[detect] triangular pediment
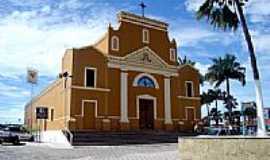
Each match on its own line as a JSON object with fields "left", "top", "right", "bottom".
{"left": 124, "top": 47, "right": 169, "bottom": 69}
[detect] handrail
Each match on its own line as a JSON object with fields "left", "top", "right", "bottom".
{"left": 63, "top": 129, "right": 73, "bottom": 145}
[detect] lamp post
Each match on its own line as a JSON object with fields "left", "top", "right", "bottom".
{"left": 59, "top": 72, "right": 72, "bottom": 129}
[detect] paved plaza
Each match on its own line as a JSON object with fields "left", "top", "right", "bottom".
{"left": 0, "top": 143, "right": 178, "bottom": 160}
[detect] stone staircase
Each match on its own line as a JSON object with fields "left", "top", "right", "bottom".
{"left": 70, "top": 131, "right": 197, "bottom": 146}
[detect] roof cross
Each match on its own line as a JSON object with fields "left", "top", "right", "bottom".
{"left": 139, "top": 1, "right": 146, "bottom": 17}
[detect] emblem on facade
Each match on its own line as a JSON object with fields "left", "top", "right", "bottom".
{"left": 141, "top": 52, "right": 152, "bottom": 63}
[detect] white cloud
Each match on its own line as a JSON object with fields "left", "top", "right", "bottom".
{"left": 171, "top": 27, "right": 236, "bottom": 48}
{"left": 0, "top": 1, "right": 116, "bottom": 77}
{"left": 254, "top": 34, "right": 270, "bottom": 53}
{"left": 195, "top": 62, "right": 210, "bottom": 75}
{"left": 0, "top": 81, "right": 30, "bottom": 98}
{"left": 247, "top": 0, "right": 270, "bottom": 22}
{"left": 184, "top": 0, "right": 203, "bottom": 12}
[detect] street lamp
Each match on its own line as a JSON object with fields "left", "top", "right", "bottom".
{"left": 59, "top": 71, "right": 72, "bottom": 129}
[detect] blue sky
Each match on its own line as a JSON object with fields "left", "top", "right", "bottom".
{"left": 0, "top": 0, "right": 270, "bottom": 123}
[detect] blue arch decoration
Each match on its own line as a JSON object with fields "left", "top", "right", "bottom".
{"left": 137, "top": 76, "right": 155, "bottom": 88}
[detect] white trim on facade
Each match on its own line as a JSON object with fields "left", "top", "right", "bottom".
{"left": 132, "top": 73, "right": 159, "bottom": 89}
{"left": 107, "top": 47, "right": 179, "bottom": 77}
{"left": 136, "top": 94, "right": 157, "bottom": 120}
{"left": 111, "top": 35, "right": 119, "bottom": 51}
{"left": 71, "top": 85, "right": 110, "bottom": 92}
{"left": 81, "top": 100, "right": 98, "bottom": 118}
{"left": 170, "top": 48, "right": 176, "bottom": 62}
{"left": 120, "top": 72, "right": 129, "bottom": 123}
{"left": 142, "top": 29, "right": 149, "bottom": 43}
{"left": 184, "top": 106, "right": 196, "bottom": 121}
{"left": 84, "top": 67, "right": 97, "bottom": 88}
{"left": 117, "top": 11, "right": 168, "bottom": 31}
{"left": 164, "top": 78, "right": 173, "bottom": 124}
{"left": 185, "top": 81, "right": 194, "bottom": 97}
{"left": 177, "top": 96, "right": 201, "bottom": 100}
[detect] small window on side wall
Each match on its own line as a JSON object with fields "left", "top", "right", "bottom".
{"left": 111, "top": 36, "right": 119, "bottom": 51}
{"left": 170, "top": 48, "right": 176, "bottom": 61}
{"left": 85, "top": 68, "right": 96, "bottom": 87}
{"left": 51, "top": 109, "right": 54, "bottom": 121}
{"left": 185, "top": 81, "right": 193, "bottom": 97}
{"left": 142, "top": 29, "right": 149, "bottom": 43}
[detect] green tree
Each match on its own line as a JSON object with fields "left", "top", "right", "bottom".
{"left": 208, "top": 89, "right": 224, "bottom": 125}
{"left": 209, "top": 108, "right": 223, "bottom": 126}
{"left": 205, "top": 54, "right": 245, "bottom": 120}
{"left": 201, "top": 91, "right": 215, "bottom": 125}
{"left": 178, "top": 56, "right": 196, "bottom": 66}
{"left": 196, "top": 0, "right": 266, "bottom": 135}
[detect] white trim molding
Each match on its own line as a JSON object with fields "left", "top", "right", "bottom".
{"left": 111, "top": 35, "right": 119, "bottom": 51}
{"left": 81, "top": 100, "right": 98, "bottom": 118}
{"left": 117, "top": 11, "right": 168, "bottom": 32}
{"left": 170, "top": 48, "right": 176, "bottom": 62}
{"left": 136, "top": 94, "right": 157, "bottom": 120}
{"left": 84, "top": 67, "right": 97, "bottom": 88}
{"left": 142, "top": 29, "right": 149, "bottom": 44}
{"left": 120, "top": 72, "right": 129, "bottom": 123}
{"left": 184, "top": 106, "right": 196, "bottom": 121}
{"left": 132, "top": 73, "right": 159, "bottom": 89}
{"left": 177, "top": 96, "right": 201, "bottom": 100}
{"left": 107, "top": 46, "right": 179, "bottom": 77}
{"left": 164, "top": 78, "right": 173, "bottom": 124}
{"left": 71, "top": 85, "right": 110, "bottom": 92}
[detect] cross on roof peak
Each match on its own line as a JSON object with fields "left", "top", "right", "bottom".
{"left": 139, "top": 1, "right": 146, "bottom": 17}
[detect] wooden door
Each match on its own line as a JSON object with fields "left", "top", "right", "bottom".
{"left": 83, "top": 102, "right": 95, "bottom": 130}
{"left": 187, "top": 108, "right": 195, "bottom": 121}
{"left": 139, "top": 99, "right": 154, "bottom": 130}
{"left": 186, "top": 108, "right": 195, "bottom": 131}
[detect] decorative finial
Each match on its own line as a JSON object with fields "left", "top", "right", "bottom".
{"left": 139, "top": 1, "right": 146, "bottom": 17}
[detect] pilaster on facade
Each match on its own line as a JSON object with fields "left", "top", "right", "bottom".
{"left": 120, "top": 71, "right": 129, "bottom": 123}
{"left": 164, "top": 77, "right": 172, "bottom": 124}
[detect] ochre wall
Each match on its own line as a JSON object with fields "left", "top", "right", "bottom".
{"left": 25, "top": 80, "right": 66, "bottom": 131}
{"left": 25, "top": 12, "right": 201, "bottom": 132}
{"left": 108, "top": 21, "right": 177, "bottom": 66}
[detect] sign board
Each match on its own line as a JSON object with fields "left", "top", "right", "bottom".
{"left": 27, "top": 68, "right": 38, "bottom": 84}
{"left": 36, "top": 107, "right": 48, "bottom": 119}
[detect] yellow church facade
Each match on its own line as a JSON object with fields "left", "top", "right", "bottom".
{"left": 25, "top": 11, "right": 201, "bottom": 132}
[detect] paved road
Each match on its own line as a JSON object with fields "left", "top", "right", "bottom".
{"left": 0, "top": 143, "right": 178, "bottom": 160}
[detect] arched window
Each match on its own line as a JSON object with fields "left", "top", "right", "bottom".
{"left": 111, "top": 36, "right": 119, "bottom": 51}
{"left": 137, "top": 76, "right": 155, "bottom": 88}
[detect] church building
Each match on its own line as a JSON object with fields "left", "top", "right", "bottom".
{"left": 25, "top": 11, "right": 201, "bottom": 132}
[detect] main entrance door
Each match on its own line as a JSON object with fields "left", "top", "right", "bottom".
{"left": 83, "top": 101, "right": 95, "bottom": 130}
{"left": 139, "top": 99, "right": 154, "bottom": 130}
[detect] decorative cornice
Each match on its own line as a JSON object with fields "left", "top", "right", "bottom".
{"left": 118, "top": 11, "right": 168, "bottom": 31}
{"left": 71, "top": 85, "right": 111, "bottom": 92}
{"left": 108, "top": 46, "right": 178, "bottom": 77}
{"left": 177, "top": 96, "right": 201, "bottom": 100}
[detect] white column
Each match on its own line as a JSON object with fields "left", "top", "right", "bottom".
{"left": 164, "top": 77, "right": 172, "bottom": 124}
{"left": 120, "top": 72, "right": 129, "bottom": 123}
{"left": 255, "top": 80, "right": 267, "bottom": 136}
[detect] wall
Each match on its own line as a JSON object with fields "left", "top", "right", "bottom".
{"left": 179, "top": 137, "right": 270, "bottom": 160}
{"left": 25, "top": 79, "right": 66, "bottom": 131}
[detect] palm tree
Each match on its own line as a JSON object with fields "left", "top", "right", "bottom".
{"left": 178, "top": 56, "right": 196, "bottom": 66}
{"left": 205, "top": 54, "right": 245, "bottom": 121}
{"left": 201, "top": 91, "right": 215, "bottom": 125}
{"left": 208, "top": 89, "right": 224, "bottom": 125}
{"left": 206, "top": 54, "right": 246, "bottom": 96}
{"left": 197, "top": 0, "right": 266, "bottom": 135}
{"left": 209, "top": 108, "right": 223, "bottom": 126}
